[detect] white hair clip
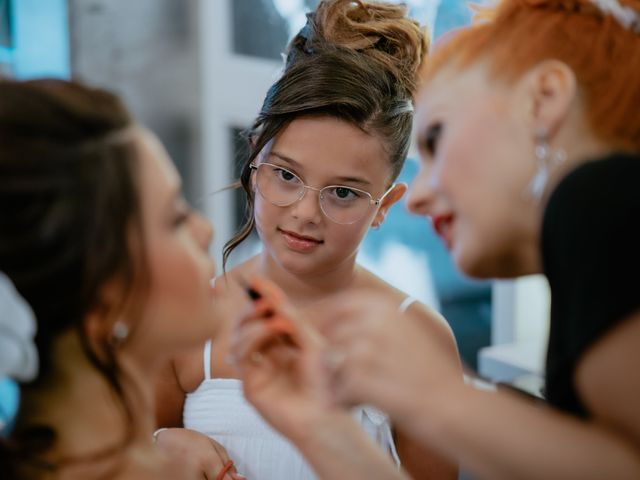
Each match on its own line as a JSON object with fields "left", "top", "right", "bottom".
{"left": 591, "top": 0, "right": 640, "bottom": 33}
{"left": 0, "top": 272, "right": 38, "bottom": 382}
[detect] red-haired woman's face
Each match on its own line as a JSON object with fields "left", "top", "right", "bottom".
{"left": 407, "top": 65, "right": 542, "bottom": 279}
{"left": 125, "top": 129, "right": 218, "bottom": 363}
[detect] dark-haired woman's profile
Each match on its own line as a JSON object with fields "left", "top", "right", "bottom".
{"left": 0, "top": 78, "right": 220, "bottom": 480}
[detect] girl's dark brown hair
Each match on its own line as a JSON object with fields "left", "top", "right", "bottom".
{"left": 223, "top": 0, "right": 428, "bottom": 269}
{"left": 0, "top": 78, "right": 146, "bottom": 477}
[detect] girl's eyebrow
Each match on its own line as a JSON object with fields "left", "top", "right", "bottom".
{"left": 269, "top": 151, "right": 301, "bottom": 168}
{"left": 333, "top": 175, "right": 371, "bottom": 187}
{"left": 269, "top": 151, "right": 371, "bottom": 187}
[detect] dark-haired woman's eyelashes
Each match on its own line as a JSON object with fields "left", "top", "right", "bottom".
{"left": 173, "top": 211, "right": 190, "bottom": 227}
{"left": 172, "top": 200, "right": 192, "bottom": 227}
{"left": 423, "top": 122, "right": 443, "bottom": 157}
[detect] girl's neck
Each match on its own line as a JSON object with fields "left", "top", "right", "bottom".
{"left": 254, "top": 252, "right": 361, "bottom": 306}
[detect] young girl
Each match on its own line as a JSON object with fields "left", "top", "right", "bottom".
{"left": 0, "top": 79, "right": 218, "bottom": 479}
{"left": 233, "top": 0, "right": 640, "bottom": 478}
{"left": 154, "top": 1, "right": 461, "bottom": 479}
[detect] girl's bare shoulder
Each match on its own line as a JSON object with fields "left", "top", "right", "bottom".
{"left": 355, "top": 265, "right": 455, "bottom": 346}
{"left": 354, "top": 265, "right": 421, "bottom": 308}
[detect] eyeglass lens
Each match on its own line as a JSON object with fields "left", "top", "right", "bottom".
{"left": 254, "top": 163, "right": 374, "bottom": 224}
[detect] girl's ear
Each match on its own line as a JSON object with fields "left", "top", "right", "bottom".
{"left": 371, "top": 182, "right": 407, "bottom": 228}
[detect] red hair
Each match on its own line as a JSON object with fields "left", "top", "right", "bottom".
{"left": 421, "top": 0, "right": 640, "bottom": 151}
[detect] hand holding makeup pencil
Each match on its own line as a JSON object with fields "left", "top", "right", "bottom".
{"left": 230, "top": 276, "right": 333, "bottom": 438}
{"left": 230, "top": 277, "right": 408, "bottom": 480}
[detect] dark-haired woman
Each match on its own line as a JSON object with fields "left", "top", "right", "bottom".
{"left": 0, "top": 78, "right": 219, "bottom": 479}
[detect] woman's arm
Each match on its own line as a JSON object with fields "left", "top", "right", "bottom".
{"left": 292, "top": 409, "right": 408, "bottom": 480}
{"left": 325, "top": 294, "right": 640, "bottom": 480}
{"left": 395, "top": 427, "right": 457, "bottom": 480}
{"left": 393, "top": 303, "right": 460, "bottom": 480}
{"left": 403, "top": 376, "right": 640, "bottom": 480}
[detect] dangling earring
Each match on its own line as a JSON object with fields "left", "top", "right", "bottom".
{"left": 109, "top": 320, "right": 129, "bottom": 347}
{"left": 528, "top": 128, "right": 566, "bottom": 200}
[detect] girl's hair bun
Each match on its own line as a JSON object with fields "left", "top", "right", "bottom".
{"left": 289, "top": 0, "right": 428, "bottom": 96}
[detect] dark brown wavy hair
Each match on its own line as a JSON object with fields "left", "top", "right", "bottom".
{"left": 0, "top": 78, "right": 147, "bottom": 478}
{"left": 222, "top": 0, "right": 428, "bottom": 269}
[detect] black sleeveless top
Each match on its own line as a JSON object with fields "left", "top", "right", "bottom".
{"left": 542, "top": 152, "right": 640, "bottom": 417}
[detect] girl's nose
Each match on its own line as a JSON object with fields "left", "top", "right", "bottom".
{"left": 289, "top": 186, "right": 323, "bottom": 223}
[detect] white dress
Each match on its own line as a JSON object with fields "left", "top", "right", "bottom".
{"left": 182, "top": 297, "right": 416, "bottom": 479}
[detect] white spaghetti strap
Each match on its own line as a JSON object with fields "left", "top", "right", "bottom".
{"left": 203, "top": 339, "right": 212, "bottom": 380}
{"left": 360, "top": 407, "right": 402, "bottom": 468}
{"left": 398, "top": 296, "right": 417, "bottom": 314}
{"left": 387, "top": 427, "right": 402, "bottom": 468}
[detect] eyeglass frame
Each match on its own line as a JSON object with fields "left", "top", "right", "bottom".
{"left": 249, "top": 161, "right": 395, "bottom": 225}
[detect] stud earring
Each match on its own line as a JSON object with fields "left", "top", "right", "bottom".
{"left": 528, "top": 128, "right": 566, "bottom": 200}
{"left": 109, "top": 320, "right": 129, "bottom": 347}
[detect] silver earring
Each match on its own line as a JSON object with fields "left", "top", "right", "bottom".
{"left": 528, "top": 129, "right": 566, "bottom": 200}
{"left": 109, "top": 320, "right": 129, "bottom": 346}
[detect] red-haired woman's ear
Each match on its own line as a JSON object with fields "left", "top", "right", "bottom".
{"left": 526, "top": 60, "right": 577, "bottom": 137}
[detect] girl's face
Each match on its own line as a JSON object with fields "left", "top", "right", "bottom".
{"left": 253, "top": 116, "right": 404, "bottom": 277}
{"left": 407, "top": 65, "right": 542, "bottom": 279}
{"left": 125, "top": 130, "right": 217, "bottom": 362}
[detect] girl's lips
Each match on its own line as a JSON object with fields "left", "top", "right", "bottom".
{"left": 431, "top": 214, "right": 455, "bottom": 248}
{"left": 279, "top": 228, "right": 323, "bottom": 253}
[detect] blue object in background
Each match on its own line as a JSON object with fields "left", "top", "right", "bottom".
{"left": 0, "top": 377, "right": 19, "bottom": 436}
{"left": 0, "top": 0, "right": 70, "bottom": 436}
{"left": 0, "top": 0, "right": 69, "bottom": 78}
{"left": 433, "top": 0, "right": 475, "bottom": 40}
